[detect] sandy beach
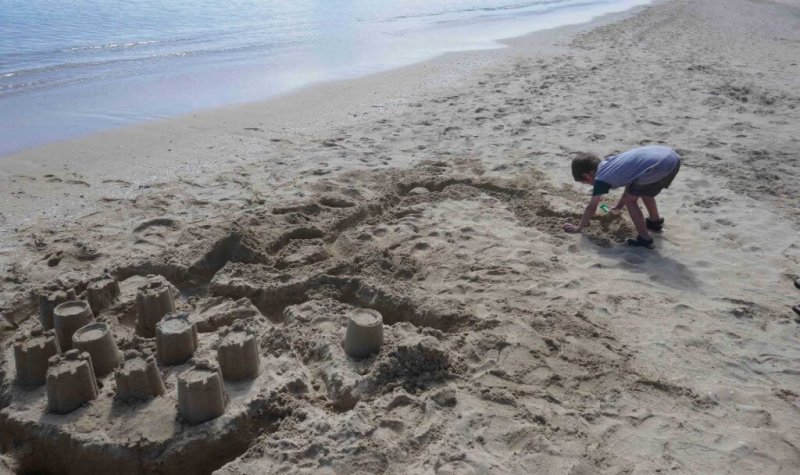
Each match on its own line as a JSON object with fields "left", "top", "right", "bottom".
{"left": 1, "top": 0, "right": 799, "bottom": 473}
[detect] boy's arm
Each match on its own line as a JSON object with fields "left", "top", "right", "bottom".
{"left": 563, "top": 195, "right": 601, "bottom": 233}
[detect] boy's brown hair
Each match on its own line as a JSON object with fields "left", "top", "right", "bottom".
{"left": 571, "top": 152, "right": 601, "bottom": 182}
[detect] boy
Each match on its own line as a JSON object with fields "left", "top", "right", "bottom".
{"left": 562, "top": 145, "right": 681, "bottom": 248}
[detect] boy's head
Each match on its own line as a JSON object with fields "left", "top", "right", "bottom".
{"left": 571, "top": 152, "right": 600, "bottom": 184}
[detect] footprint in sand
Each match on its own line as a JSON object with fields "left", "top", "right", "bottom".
{"left": 66, "top": 179, "right": 90, "bottom": 187}
{"left": 319, "top": 194, "right": 356, "bottom": 208}
{"left": 102, "top": 179, "right": 132, "bottom": 186}
{"left": 672, "top": 324, "right": 691, "bottom": 334}
{"left": 133, "top": 217, "right": 180, "bottom": 233}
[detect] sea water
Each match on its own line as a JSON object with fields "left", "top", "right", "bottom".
{"left": 0, "top": 0, "right": 650, "bottom": 156}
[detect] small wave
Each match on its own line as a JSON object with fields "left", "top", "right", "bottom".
{"left": 432, "top": 0, "right": 604, "bottom": 27}
{"left": 62, "top": 40, "right": 158, "bottom": 52}
{"left": 374, "top": 0, "right": 570, "bottom": 23}
{"left": 0, "top": 36, "right": 302, "bottom": 97}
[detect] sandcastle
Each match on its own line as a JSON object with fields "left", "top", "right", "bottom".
{"left": 177, "top": 361, "right": 227, "bottom": 424}
{"left": 135, "top": 275, "right": 176, "bottom": 337}
{"left": 218, "top": 326, "right": 261, "bottom": 381}
{"left": 86, "top": 274, "right": 121, "bottom": 314}
{"left": 343, "top": 308, "right": 384, "bottom": 359}
{"left": 45, "top": 350, "right": 99, "bottom": 414}
{"left": 114, "top": 351, "right": 166, "bottom": 401}
{"left": 71, "top": 322, "right": 123, "bottom": 377}
{"left": 38, "top": 288, "right": 76, "bottom": 330}
{"left": 13, "top": 329, "right": 61, "bottom": 389}
{"left": 53, "top": 300, "right": 95, "bottom": 351}
{"left": 156, "top": 313, "right": 198, "bottom": 365}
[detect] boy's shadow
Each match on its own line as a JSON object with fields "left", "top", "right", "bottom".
{"left": 586, "top": 235, "right": 701, "bottom": 290}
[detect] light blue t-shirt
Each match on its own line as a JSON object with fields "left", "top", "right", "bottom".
{"left": 592, "top": 146, "right": 680, "bottom": 196}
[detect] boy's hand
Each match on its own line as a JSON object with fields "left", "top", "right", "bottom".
{"left": 563, "top": 223, "right": 581, "bottom": 233}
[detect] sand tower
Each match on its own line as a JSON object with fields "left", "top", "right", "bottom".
{"left": 177, "top": 362, "right": 227, "bottom": 424}
{"left": 86, "top": 274, "right": 121, "bottom": 314}
{"left": 156, "top": 313, "right": 198, "bottom": 365}
{"left": 135, "top": 275, "right": 176, "bottom": 337}
{"left": 38, "top": 288, "right": 76, "bottom": 331}
{"left": 46, "top": 350, "right": 99, "bottom": 414}
{"left": 53, "top": 300, "right": 95, "bottom": 351}
{"left": 114, "top": 351, "right": 166, "bottom": 401}
{"left": 13, "top": 329, "right": 60, "bottom": 389}
{"left": 217, "top": 326, "right": 261, "bottom": 381}
{"left": 343, "top": 308, "right": 384, "bottom": 359}
{"left": 72, "top": 322, "right": 123, "bottom": 377}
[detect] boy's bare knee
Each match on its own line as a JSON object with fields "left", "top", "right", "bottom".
{"left": 622, "top": 194, "right": 640, "bottom": 205}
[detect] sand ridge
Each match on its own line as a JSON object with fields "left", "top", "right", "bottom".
{"left": 1, "top": 0, "right": 799, "bottom": 473}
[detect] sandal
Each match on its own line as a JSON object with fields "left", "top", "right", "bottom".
{"left": 626, "top": 235, "right": 654, "bottom": 248}
{"left": 646, "top": 217, "right": 664, "bottom": 232}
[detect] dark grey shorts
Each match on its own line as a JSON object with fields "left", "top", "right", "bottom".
{"left": 628, "top": 159, "right": 681, "bottom": 197}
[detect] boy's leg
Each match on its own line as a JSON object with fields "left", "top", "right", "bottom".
{"left": 642, "top": 196, "right": 660, "bottom": 221}
{"left": 622, "top": 194, "right": 651, "bottom": 240}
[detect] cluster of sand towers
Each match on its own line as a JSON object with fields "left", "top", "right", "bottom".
{"left": 13, "top": 274, "right": 385, "bottom": 424}
{"left": 14, "top": 275, "right": 261, "bottom": 424}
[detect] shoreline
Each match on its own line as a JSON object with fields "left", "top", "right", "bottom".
{"left": 0, "top": 2, "right": 651, "bottom": 172}
{"left": 1, "top": 0, "right": 799, "bottom": 473}
{"left": 0, "top": 0, "right": 652, "bottom": 159}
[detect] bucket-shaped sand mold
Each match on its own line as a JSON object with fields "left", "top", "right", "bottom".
{"left": 13, "top": 329, "right": 60, "bottom": 389}
{"left": 46, "top": 349, "right": 98, "bottom": 414}
{"left": 53, "top": 300, "right": 95, "bottom": 351}
{"left": 218, "top": 330, "right": 260, "bottom": 381}
{"left": 87, "top": 274, "right": 121, "bottom": 315}
{"left": 343, "top": 308, "right": 384, "bottom": 359}
{"left": 135, "top": 276, "right": 175, "bottom": 337}
{"left": 72, "top": 322, "right": 123, "bottom": 377}
{"left": 38, "top": 289, "right": 76, "bottom": 331}
{"left": 178, "top": 365, "right": 227, "bottom": 424}
{"left": 114, "top": 352, "right": 166, "bottom": 401}
{"left": 156, "top": 313, "right": 198, "bottom": 365}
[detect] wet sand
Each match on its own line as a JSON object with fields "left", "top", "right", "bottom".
{"left": 1, "top": 0, "right": 799, "bottom": 473}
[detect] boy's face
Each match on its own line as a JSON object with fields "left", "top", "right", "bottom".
{"left": 580, "top": 172, "right": 595, "bottom": 185}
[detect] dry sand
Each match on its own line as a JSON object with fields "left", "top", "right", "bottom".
{"left": 1, "top": 0, "right": 799, "bottom": 473}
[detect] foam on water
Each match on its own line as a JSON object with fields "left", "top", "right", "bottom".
{"left": 0, "top": 0, "right": 651, "bottom": 156}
